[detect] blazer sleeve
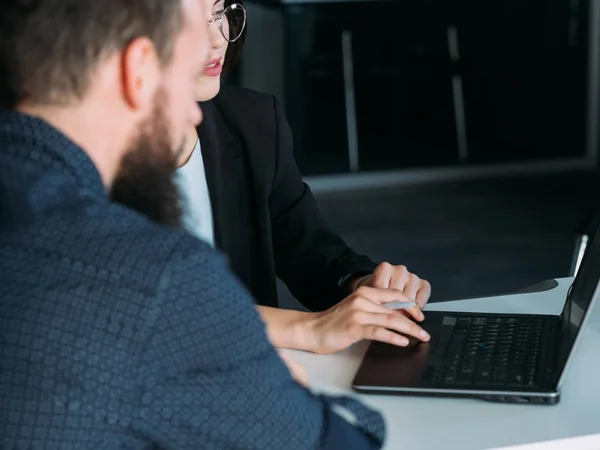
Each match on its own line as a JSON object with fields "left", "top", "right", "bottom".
{"left": 267, "top": 96, "right": 378, "bottom": 311}
{"left": 133, "top": 239, "right": 385, "bottom": 450}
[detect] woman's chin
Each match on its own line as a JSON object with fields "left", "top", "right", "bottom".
{"left": 196, "top": 80, "right": 221, "bottom": 102}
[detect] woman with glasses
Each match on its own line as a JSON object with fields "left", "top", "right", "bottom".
{"left": 176, "top": 0, "right": 433, "bottom": 355}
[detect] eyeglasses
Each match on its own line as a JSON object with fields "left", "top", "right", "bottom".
{"left": 208, "top": 3, "right": 247, "bottom": 43}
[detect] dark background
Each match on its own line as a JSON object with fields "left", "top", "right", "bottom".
{"left": 230, "top": 0, "right": 600, "bottom": 309}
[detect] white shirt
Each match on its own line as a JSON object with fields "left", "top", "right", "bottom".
{"left": 175, "top": 139, "right": 215, "bottom": 247}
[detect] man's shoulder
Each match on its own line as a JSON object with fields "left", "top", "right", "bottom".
{"left": 2, "top": 201, "right": 225, "bottom": 289}
{"left": 89, "top": 204, "right": 224, "bottom": 277}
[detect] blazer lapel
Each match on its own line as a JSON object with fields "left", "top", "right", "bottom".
{"left": 196, "top": 100, "right": 232, "bottom": 249}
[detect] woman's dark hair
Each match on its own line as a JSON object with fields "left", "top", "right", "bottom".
{"left": 222, "top": 0, "right": 247, "bottom": 74}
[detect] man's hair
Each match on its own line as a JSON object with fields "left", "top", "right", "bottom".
{"left": 0, "top": 0, "right": 183, "bottom": 108}
{"left": 222, "top": 0, "right": 247, "bottom": 74}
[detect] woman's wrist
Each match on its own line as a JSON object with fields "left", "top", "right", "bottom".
{"left": 291, "top": 310, "right": 324, "bottom": 353}
{"left": 282, "top": 309, "right": 314, "bottom": 351}
{"left": 257, "top": 305, "right": 319, "bottom": 352}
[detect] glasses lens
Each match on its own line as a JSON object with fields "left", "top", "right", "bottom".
{"left": 222, "top": 4, "right": 246, "bottom": 42}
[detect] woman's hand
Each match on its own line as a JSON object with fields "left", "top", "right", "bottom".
{"left": 301, "top": 286, "right": 431, "bottom": 355}
{"left": 361, "top": 262, "right": 432, "bottom": 310}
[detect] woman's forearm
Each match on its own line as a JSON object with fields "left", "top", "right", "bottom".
{"left": 256, "top": 305, "right": 316, "bottom": 351}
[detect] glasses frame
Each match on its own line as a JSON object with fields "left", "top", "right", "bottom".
{"left": 208, "top": 3, "right": 247, "bottom": 43}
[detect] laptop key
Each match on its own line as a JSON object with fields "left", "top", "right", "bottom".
{"left": 492, "top": 367, "right": 507, "bottom": 383}
{"left": 508, "top": 367, "right": 525, "bottom": 386}
{"left": 442, "top": 316, "right": 458, "bottom": 326}
{"left": 423, "top": 367, "right": 443, "bottom": 385}
{"left": 447, "top": 334, "right": 467, "bottom": 354}
{"left": 428, "top": 323, "right": 455, "bottom": 365}
{"left": 444, "top": 371, "right": 457, "bottom": 384}
{"left": 456, "top": 370, "right": 474, "bottom": 385}
{"left": 474, "top": 369, "right": 492, "bottom": 385}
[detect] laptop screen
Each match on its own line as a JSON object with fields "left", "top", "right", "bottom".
{"left": 556, "top": 224, "right": 600, "bottom": 374}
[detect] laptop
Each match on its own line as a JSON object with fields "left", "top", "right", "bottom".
{"left": 352, "top": 226, "right": 600, "bottom": 405}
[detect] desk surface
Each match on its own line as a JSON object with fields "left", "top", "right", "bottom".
{"left": 283, "top": 278, "right": 600, "bottom": 450}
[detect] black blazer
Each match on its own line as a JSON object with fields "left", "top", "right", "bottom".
{"left": 197, "top": 86, "right": 377, "bottom": 310}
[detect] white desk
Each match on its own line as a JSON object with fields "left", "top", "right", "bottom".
{"left": 283, "top": 278, "right": 600, "bottom": 450}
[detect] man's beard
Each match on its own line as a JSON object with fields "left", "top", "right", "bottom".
{"left": 111, "top": 91, "right": 185, "bottom": 228}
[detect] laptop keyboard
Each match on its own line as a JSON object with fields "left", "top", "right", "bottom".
{"left": 424, "top": 316, "right": 546, "bottom": 388}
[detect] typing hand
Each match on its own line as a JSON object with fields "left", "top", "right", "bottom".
{"left": 363, "top": 262, "right": 432, "bottom": 310}
{"left": 302, "top": 286, "right": 431, "bottom": 355}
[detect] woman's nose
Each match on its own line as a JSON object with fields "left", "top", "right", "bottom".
{"left": 209, "top": 22, "right": 225, "bottom": 48}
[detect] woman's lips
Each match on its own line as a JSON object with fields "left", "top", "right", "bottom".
{"left": 204, "top": 58, "right": 222, "bottom": 77}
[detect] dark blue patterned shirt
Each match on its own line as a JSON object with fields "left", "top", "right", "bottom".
{"left": 0, "top": 110, "right": 385, "bottom": 449}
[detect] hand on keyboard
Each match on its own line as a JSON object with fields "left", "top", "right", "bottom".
{"left": 301, "top": 286, "right": 431, "bottom": 354}
{"left": 361, "top": 263, "right": 432, "bottom": 310}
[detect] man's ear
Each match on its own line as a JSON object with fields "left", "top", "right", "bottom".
{"left": 121, "top": 37, "right": 161, "bottom": 110}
